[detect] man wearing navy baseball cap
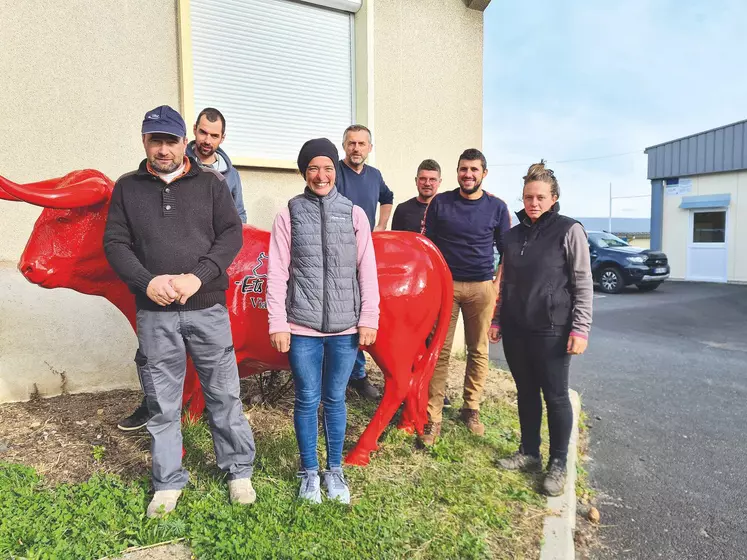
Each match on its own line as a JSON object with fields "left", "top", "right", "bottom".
{"left": 142, "top": 105, "right": 187, "bottom": 137}
{"left": 104, "top": 105, "right": 256, "bottom": 517}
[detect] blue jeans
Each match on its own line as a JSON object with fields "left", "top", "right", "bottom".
{"left": 289, "top": 334, "right": 359, "bottom": 470}
{"left": 349, "top": 350, "right": 367, "bottom": 381}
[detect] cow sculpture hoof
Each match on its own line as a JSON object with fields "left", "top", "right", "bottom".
{"left": 344, "top": 445, "right": 377, "bottom": 467}
{"left": 396, "top": 420, "right": 416, "bottom": 435}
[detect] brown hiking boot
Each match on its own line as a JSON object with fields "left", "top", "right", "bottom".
{"left": 459, "top": 408, "right": 485, "bottom": 436}
{"left": 420, "top": 421, "right": 441, "bottom": 447}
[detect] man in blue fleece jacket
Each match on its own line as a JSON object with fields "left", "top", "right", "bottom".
{"left": 187, "top": 107, "right": 247, "bottom": 223}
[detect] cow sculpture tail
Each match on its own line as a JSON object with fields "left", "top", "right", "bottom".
{"left": 397, "top": 238, "right": 454, "bottom": 436}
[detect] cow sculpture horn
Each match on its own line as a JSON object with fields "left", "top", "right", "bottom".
{"left": 0, "top": 170, "right": 112, "bottom": 208}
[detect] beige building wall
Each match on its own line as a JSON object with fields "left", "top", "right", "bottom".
{"left": 0, "top": 0, "right": 488, "bottom": 402}
{"left": 662, "top": 188, "right": 689, "bottom": 279}
{"left": 371, "top": 0, "right": 484, "bottom": 201}
{"left": 0, "top": 0, "right": 182, "bottom": 402}
{"left": 734, "top": 172, "right": 747, "bottom": 282}
{"left": 661, "top": 172, "right": 745, "bottom": 282}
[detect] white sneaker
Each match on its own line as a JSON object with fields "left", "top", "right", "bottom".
{"left": 297, "top": 469, "right": 322, "bottom": 504}
{"left": 146, "top": 489, "right": 182, "bottom": 518}
{"left": 323, "top": 467, "right": 350, "bottom": 504}
{"left": 228, "top": 478, "right": 257, "bottom": 505}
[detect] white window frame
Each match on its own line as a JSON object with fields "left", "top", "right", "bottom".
{"left": 689, "top": 208, "right": 728, "bottom": 245}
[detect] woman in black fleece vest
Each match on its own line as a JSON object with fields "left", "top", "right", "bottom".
{"left": 490, "top": 161, "right": 593, "bottom": 497}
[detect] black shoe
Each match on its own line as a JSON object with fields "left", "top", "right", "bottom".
{"left": 443, "top": 395, "right": 452, "bottom": 408}
{"left": 543, "top": 458, "right": 568, "bottom": 497}
{"left": 117, "top": 400, "right": 150, "bottom": 432}
{"left": 497, "top": 449, "right": 543, "bottom": 472}
{"left": 349, "top": 376, "right": 381, "bottom": 400}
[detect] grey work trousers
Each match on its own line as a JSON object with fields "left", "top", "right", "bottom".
{"left": 135, "top": 303, "right": 255, "bottom": 490}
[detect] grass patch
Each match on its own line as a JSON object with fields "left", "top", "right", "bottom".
{"left": 0, "top": 394, "right": 546, "bottom": 560}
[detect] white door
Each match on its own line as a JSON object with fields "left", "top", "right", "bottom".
{"left": 686, "top": 209, "right": 728, "bottom": 282}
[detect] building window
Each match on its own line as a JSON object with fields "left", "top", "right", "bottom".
{"left": 185, "top": 0, "right": 356, "bottom": 165}
{"left": 692, "top": 211, "right": 726, "bottom": 243}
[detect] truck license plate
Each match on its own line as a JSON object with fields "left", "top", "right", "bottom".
{"left": 654, "top": 267, "right": 667, "bottom": 274}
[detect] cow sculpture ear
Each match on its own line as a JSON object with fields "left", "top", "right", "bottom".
{"left": 0, "top": 170, "right": 112, "bottom": 209}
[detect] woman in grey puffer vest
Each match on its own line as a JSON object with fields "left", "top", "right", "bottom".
{"left": 266, "top": 138, "right": 380, "bottom": 504}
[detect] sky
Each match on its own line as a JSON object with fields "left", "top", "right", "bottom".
{"left": 481, "top": 0, "right": 747, "bottom": 219}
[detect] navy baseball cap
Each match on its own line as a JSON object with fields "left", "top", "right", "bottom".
{"left": 141, "top": 105, "right": 187, "bottom": 137}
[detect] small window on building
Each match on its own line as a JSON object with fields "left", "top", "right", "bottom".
{"left": 186, "top": 0, "right": 355, "bottom": 164}
{"left": 692, "top": 211, "right": 726, "bottom": 243}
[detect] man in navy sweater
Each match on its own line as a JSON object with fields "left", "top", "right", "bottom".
{"left": 336, "top": 124, "right": 394, "bottom": 400}
{"left": 421, "top": 148, "right": 511, "bottom": 445}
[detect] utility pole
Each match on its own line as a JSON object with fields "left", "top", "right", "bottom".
{"left": 608, "top": 182, "right": 612, "bottom": 232}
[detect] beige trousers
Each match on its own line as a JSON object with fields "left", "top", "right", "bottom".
{"left": 427, "top": 280, "right": 497, "bottom": 423}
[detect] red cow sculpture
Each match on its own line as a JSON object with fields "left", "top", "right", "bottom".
{"left": 0, "top": 170, "right": 453, "bottom": 466}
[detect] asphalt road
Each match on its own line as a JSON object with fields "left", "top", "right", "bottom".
{"left": 489, "top": 281, "right": 747, "bottom": 560}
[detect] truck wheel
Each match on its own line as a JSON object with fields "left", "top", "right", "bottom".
{"left": 598, "top": 266, "right": 625, "bottom": 294}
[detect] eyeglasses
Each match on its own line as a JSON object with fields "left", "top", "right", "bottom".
{"left": 417, "top": 177, "right": 440, "bottom": 184}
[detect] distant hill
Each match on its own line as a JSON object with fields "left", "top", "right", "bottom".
{"left": 574, "top": 217, "right": 650, "bottom": 234}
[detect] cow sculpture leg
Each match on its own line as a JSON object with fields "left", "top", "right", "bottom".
{"left": 397, "top": 341, "right": 429, "bottom": 434}
{"left": 345, "top": 364, "right": 413, "bottom": 466}
{"left": 398, "top": 376, "right": 430, "bottom": 435}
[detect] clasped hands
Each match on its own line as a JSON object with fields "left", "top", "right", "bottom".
{"left": 146, "top": 274, "right": 202, "bottom": 306}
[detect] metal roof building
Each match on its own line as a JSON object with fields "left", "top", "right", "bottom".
{"left": 645, "top": 119, "right": 747, "bottom": 283}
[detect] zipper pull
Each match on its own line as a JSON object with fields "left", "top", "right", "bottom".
{"left": 520, "top": 239, "right": 528, "bottom": 256}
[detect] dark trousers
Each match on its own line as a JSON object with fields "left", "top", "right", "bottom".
{"left": 502, "top": 334, "right": 573, "bottom": 462}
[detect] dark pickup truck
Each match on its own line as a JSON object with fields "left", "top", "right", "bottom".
{"left": 588, "top": 231, "right": 670, "bottom": 293}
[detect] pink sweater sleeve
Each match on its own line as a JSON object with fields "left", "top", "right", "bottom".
{"left": 354, "top": 206, "right": 380, "bottom": 329}
{"left": 267, "top": 208, "right": 292, "bottom": 335}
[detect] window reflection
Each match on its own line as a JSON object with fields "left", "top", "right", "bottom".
{"left": 693, "top": 211, "right": 725, "bottom": 243}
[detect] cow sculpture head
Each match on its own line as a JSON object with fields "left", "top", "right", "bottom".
{"left": 0, "top": 170, "right": 117, "bottom": 296}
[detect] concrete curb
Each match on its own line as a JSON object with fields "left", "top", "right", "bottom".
{"left": 539, "top": 389, "right": 581, "bottom": 560}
